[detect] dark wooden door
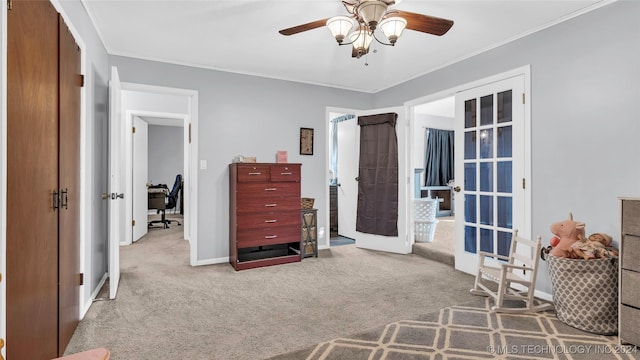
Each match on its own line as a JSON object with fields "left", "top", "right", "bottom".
{"left": 7, "top": 0, "right": 60, "bottom": 358}
{"left": 58, "top": 16, "right": 82, "bottom": 356}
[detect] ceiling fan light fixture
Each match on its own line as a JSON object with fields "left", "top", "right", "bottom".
{"left": 356, "top": 0, "right": 388, "bottom": 30}
{"left": 379, "top": 16, "right": 407, "bottom": 44}
{"left": 326, "top": 16, "right": 354, "bottom": 44}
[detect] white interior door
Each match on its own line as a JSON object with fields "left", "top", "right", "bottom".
{"left": 108, "top": 66, "right": 124, "bottom": 299}
{"left": 454, "top": 75, "right": 526, "bottom": 274}
{"left": 337, "top": 117, "right": 358, "bottom": 240}
{"left": 353, "top": 106, "right": 410, "bottom": 254}
{"left": 132, "top": 116, "right": 148, "bottom": 242}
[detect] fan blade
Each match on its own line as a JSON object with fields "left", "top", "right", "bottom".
{"left": 279, "top": 18, "right": 331, "bottom": 36}
{"left": 389, "top": 10, "right": 453, "bottom": 36}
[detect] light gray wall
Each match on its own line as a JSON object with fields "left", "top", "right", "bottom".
{"left": 149, "top": 125, "right": 184, "bottom": 188}
{"left": 109, "top": 55, "right": 373, "bottom": 261}
{"left": 375, "top": 1, "right": 640, "bottom": 294}
{"left": 30, "top": 0, "right": 637, "bottom": 303}
{"left": 56, "top": 0, "right": 111, "bottom": 309}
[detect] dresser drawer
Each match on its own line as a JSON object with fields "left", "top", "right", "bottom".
{"left": 622, "top": 235, "right": 640, "bottom": 272}
{"left": 237, "top": 225, "right": 301, "bottom": 248}
{"left": 236, "top": 196, "right": 300, "bottom": 213}
{"left": 236, "top": 182, "right": 300, "bottom": 198}
{"left": 270, "top": 164, "right": 300, "bottom": 182}
{"left": 236, "top": 211, "right": 300, "bottom": 229}
{"left": 621, "top": 269, "right": 640, "bottom": 308}
{"left": 622, "top": 199, "right": 640, "bottom": 235}
{"left": 620, "top": 305, "right": 640, "bottom": 346}
{"left": 236, "top": 165, "right": 271, "bottom": 182}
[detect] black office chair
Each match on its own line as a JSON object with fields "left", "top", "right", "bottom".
{"left": 148, "top": 174, "right": 182, "bottom": 229}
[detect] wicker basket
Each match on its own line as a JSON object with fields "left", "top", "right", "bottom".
{"left": 301, "top": 198, "right": 315, "bottom": 209}
{"left": 545, "top": 254, "right": 618, "bottom": 335}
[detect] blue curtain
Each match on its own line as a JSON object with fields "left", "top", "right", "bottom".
{"left": 424, "top": 128, "right": 454, "bottom": 186}
{"left": 329, "top": 114, "right": 355, "bottom": 185}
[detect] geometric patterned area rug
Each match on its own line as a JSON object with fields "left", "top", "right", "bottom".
{"left": 268, "top": 298, "right": 639, "bottom": 360}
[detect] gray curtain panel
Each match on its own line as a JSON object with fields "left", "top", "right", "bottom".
{"left": 424, "top": 128, "right": 454, "bottom": 186}
{"left": 356, "top": 113, "right": 398, "bottom": 237}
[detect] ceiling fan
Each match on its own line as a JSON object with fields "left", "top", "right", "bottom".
{"left": 278, "top": 0, "right": 454, "bottom": 59}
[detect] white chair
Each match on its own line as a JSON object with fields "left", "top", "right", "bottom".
{"left": 470, "top": 230, "right": 552, "bottom": 313}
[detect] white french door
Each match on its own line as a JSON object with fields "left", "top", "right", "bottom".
{"left": 454, "top": 75, "right": 527, "bottom": 274}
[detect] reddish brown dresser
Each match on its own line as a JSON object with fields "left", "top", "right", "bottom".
{"left": 229, "top": 163, "right": 302, "bottom": 270}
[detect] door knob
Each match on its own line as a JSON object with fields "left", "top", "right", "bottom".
{"left": 453, "top": 186, "right": 461, "bottom": 193}
{"left": 355, "top": 177, "right": 360, "bottom": 182}
{"left": 101, "top": 193, "right": 109, "bottom": 200}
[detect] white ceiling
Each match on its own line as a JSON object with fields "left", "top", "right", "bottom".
{"left": 82, "top": 0, "right": 611, "bottom": 93}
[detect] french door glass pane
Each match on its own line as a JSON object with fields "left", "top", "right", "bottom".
{"left": 464, "top": 131, "right": 476, "bottom": 159}
{"left": 465, "top": 163, "right": 476, "bottom": 191}
{"left": 497, "top": 231, "right": 511, "bottom": 257}
{"left": 497, "top": 161, "right": 512, "bottom": 193}
{"left": 480, "top": 162, "right": 492, "bottom": 192}
{"left": 480, "top": 195, "right": 493, "bottom": 225}
{"left": 497, "top": 196, "right": 512, "bottom": 228}
{"left": 465, "top": 194, "right": 476, "bottom": 223}
{"left": 465, "top": 226, "right": 477, "bottom": 253}
{"left": 462, "top": 85, "right": 516, "bottom": 258}
{"left": 498, "top": 90, "right": 512, "bottom": 123}
{"left": 480, "top": 228, "right": 493, "bottom": 253}
{"left": 480, "top": 95, "right": 493, "bottom": 126}
{"left": 497, "top": 126, "right": 512, "bottom": 157}
{"left": 479, "top": 129, "right": 493, "bottom": 159}
{"left": 465, "top": 99, "right": 476, "bottom": 128}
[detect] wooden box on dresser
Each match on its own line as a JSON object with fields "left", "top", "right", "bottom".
{"left": 619, "top": 197, "right": 640, "bottom": 347}
{"left": 229, "top": 163, "right": 302, "bottom": 270}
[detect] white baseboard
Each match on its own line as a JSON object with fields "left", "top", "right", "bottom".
{"left": 196, "top": 256, "right": 229, "bottom": 266}
{"left": 80, "top": 272, "right": 108, "bottom": 319}
{"left": 534, "top": 289, "right": 553, "bottom": 302}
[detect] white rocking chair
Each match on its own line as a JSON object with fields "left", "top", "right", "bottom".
{"left": 470, "top": 230, "right": 552, "bottom": 313}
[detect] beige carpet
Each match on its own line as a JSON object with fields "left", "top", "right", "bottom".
{"left": 268, "top": 297, "right": 637, "bottom": 360}
{"left": 64, "top": 214, "right": 476, "bottom": 359}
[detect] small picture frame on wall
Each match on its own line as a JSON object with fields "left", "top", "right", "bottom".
{"left": 300, "top": 127, "right": 314, "bottom": 155}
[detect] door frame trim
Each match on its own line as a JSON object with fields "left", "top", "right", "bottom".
{"left": 124, "top": 110, "right": 189, "bottom": 246}
{"left": 325, "top": 107, "right": 361, "bottom": 250}
{"left": 405, "top": 66, "right": 532, "bottom": 245}
{"left": 119, "top": 82, "right": 199, "bottom": 266}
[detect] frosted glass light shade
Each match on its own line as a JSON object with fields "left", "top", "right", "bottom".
{"left": 379, "top": 17, "right": 407, "bottom": 44}
{"left": 326, "top": 16, "right": 354, "bottom": 44}
{"left": 350, "top": 26, "right": 373, "bottom": 54}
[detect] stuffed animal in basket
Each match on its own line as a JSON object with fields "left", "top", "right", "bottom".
{"left": 548, "top": 213, "right": 586, "bottom": 258}
{"left": 568, "top": 232, "right": 619, "bottom": 259}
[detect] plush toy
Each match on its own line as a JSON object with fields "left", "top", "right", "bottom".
{"left": 567, "top": 232, "right": 619, "bottom": 259}
{"left": 548, "top": 213, "right": 586, "bottom": 258}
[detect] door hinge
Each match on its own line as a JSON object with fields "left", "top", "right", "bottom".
{"left": 132, "top": 220, "right": 136, "bottom": 226}
{"left": 78, "top": 74, "right": 85, "bottom": 87}
{"left": 7, "top": 0, "right": 12, "bottom": 10}
{"left": 79, "top": 273, "right": 84, "bottom": 286}
{"left": 522, "top": 178, "right": 526, "bottom": 189}
{"left": 522, "top": 93, "right": 525, "bottom": 104}
{"left": 188, "top": 123, "right": 192, "bottom": 144}
{"left": 132, "top": 126, "right": 136, "bottom": 133}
